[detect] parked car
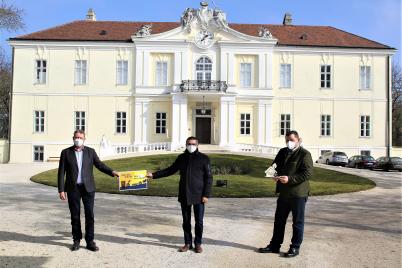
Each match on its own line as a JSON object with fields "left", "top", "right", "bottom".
{"left": 373, "top": 157, "right": 402, "bottom": 171}
{"left": 317, "top": 151, "right": 349, "bottom": 166}
{"left": 347, "top": 155, "right": 377, "bottom": 169}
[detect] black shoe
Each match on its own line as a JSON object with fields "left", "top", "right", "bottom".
{"left": 283, "top": 247, "right": 299, "bottom": 257}
{"left": 71, "top": 240, "right": 80, "bottom": 251}
{"left": 86, "top": 241, "right": 99, "bottom": 252}
{"left": 258, "top": 245, "right": 280, "bottom": 253}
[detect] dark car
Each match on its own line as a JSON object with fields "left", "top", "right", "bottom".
{"left": 373, "top": 157, "right": 402, "bottom": 171}
{"left": 348, "top": 155, "right": 377, "bottom": 169}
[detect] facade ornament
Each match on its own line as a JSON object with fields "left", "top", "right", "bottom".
{"left": 180, "top": 2, "right": 228, "bottom": 32}
{"left": 135, "top": 24, "right": 152, "bottom": 37}
{"left": 258, "top": 26, "right": 273, "bottom": 39}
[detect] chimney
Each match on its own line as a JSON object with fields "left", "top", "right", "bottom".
{"left": 86, "top": 8, "right": 96, "bottom": 21}
{"left": 283, "top": 13, "right": 292, "bottom": 25}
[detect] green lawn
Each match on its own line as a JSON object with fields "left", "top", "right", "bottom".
{"left": 31, "top": 154, "right": 376, "bottom": 198}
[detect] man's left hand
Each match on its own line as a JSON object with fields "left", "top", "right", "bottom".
{"left": 202, "top": 197, "right": 209, "bottom": 203}
{"left": 278, "top": 176, "right": 289, "bottom": 184}
{"left": 112, "top": 171, "right": 119, "bottom": 178}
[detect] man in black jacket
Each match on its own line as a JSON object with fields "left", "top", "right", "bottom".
{"left": 147, "top": 136, "right": 213, "bottom": 253}
{"left": 58, "top": 130, "right": 119, "bottom": 252}
{"left": 259, "top": 130, "right": 313, "bottom": 257}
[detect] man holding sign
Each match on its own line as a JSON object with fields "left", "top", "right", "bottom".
{"left": 147, "top": 136, "right": 213, "bottom": 253}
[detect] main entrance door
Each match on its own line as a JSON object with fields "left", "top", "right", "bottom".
{"left": 196, "top": 117, "right": 211, "bottom": 144}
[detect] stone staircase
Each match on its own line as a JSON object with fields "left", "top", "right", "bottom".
{"left": 197, "top": 144, "right": 229, "bottom": 153}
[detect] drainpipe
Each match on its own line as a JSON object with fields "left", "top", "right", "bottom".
{"left": 7, "top": 47, "right": 14, "bottom": 163}
{"left": 386, "top": 55, "right": 392, "bottom": 157}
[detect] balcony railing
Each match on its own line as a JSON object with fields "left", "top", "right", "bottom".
{"left": 180, "top": 80, "right": 228, "bottom": 92}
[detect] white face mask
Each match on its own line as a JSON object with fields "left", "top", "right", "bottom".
{"left": 286, "top": 140, "right": 297, "bottom": 150}
{"left": 74, "top": 138, "right": 84, "bottom": 147}
{"left": 186, "top": 145, "right": 197, "bottom": 153}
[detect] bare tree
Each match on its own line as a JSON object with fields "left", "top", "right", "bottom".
{"left": 0, "top": 0, "right": 24, "bottom": 32}
{"left": 392, "top": 62, "right": 402, "bottom": 147}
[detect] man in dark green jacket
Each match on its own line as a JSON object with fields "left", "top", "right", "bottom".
{"left": 259, "top": 130, "right": 313, "bottom": 257}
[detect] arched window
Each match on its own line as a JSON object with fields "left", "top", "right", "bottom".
{"left": 195, "top": 56, "right": 212, "bottom": 81}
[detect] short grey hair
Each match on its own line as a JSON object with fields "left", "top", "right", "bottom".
{"left": 73, "top": 129, "right": 86, "bottom": 137}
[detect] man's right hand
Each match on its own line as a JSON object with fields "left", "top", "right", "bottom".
{"left": 146, "top": 171, "right": 153, "bottom": 179}
{"left": 59, "top": 192, "right": 67, "bottom": 201}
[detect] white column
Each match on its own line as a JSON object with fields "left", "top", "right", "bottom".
{"left": 258, "top": 53, "right": 266, "bottom": 88}
{"left": 220, "top": 50, "right": 227, "bottom": 81}
{"left": 265, "top": 103, "right": 273, "bottom": 145}
{"left": 219, "top": 96, "right": 236, "bottom": 147}
{"left": 227, "top": 53, "right": 234, "bottom": 85}
{"left": 143, "top": 51, "right": 149, "bottom": 86}
{"left": 257, "top": 100, "right": 265, "bottom": 145}
{"left": 134, "top": 98, "right": 150, "bottom": 145}
{"left": 181, "top": 50, "right": 189, "bottom": 80}
{"left": 171, "top": 94, "right": 188, "bottom": 150}
{"left": 267, "top": 51, "right": 273, "bottom": 89}
{"left": 174, "top": 52, "right": 182, "bottom": 85}
{"left": 135, "top": 49, "right": 143, "bottom": 87}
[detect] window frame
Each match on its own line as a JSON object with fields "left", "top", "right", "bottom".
{"left": 35, "top": 60, "right": 47, "bottom": 84}
{"left": 116, "top": 111, "right": 127, "bottom": 134}
{"left": 320, "top": 114, "right": 331, "bottom": 137}
{"left": 74, "top": 111, "right": 86, "bottom": 131}
{"left": 155, "top": 112, "right": 167, "bottom": 134}
{"left": 155, "top": 61, "right": 168, "bottom": 86}
{"left": 280, "top": 63, "right": 292, "bottom": 88}
{"left": 360, "top": 115, "right": 371, "bottom": 138}
{"left": 359, "top": 65, "right": 372, "bottom": 90}
{"left": 320, "top": 64, "right": 332, "bottom": 89}
{"left": 280, "top": 114, "right": 291, "bottom": 136}
{"left": 240, "top": 113, "right": 251, "bottom": 136}
{"left": 240, "top": 63, "right": 252, "bottom": 88}
{"left": 116, "top": 60, "right": 128, "bottom": 85}
{"left": 34, "top": 110, "right": 45, "bottom": 133}
{"left": 33, "top": 145, "right": 44, "bottom": 162}
{"left": 74, "top": 60, "right": 87, "bottom": 85}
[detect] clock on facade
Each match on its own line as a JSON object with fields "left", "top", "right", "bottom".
{"left": 194, "top": 30, "right": 215, "bottom": 49}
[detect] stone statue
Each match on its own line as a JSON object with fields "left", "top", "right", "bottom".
{"left": 258, "top": 26, "right": 273, "bottom": 39}
{"left": 135, "top": 24, "right": 152, "bottom": 37}
{"left": 181, "top": 8, "right": 196, "bottom": 31}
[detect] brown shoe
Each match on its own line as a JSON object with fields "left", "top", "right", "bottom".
{"left": 179, "top": 244, "right": 192, "bottom": 252}
{"left": 195, "top": 245, "right": 203, "bottom": 253}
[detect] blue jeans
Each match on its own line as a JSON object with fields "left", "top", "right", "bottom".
{"left": 180, "top": 203, "right": 205, "bottom": 246}
{"left": 270, "top": 196, "right": 307, "bottom": 249}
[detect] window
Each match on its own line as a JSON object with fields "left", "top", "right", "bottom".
{"left": 74, "top": 60, "right": 87, "bottom": 85}
{"left": 320, "top": 115, "right": 331, "bottom": 136}
{"left": 34, "top": 111, "right": 45, "bottom": 133}
{"left": 75, "top": 111, "right": 86, "bottom": 131}
{"left": 280, "top": 114, "right": 291, "bottom": 136}
{"left": 320, "top": 65, "right": 331, "bottom": 88}
{"left": 320, "top": 150, "right": 331, "bottom": 156}
{"left": 280, "top": 64, "right": 291, "bottom": 88}
{"left": 33, "top": 146, "right": 44, "bottom": 162}
{"left": 196, "top": 57, "right": 212, "bottom": 80}
{"left": 240, "top": 113, "right": 251, "bottom": 135}
{"left": 156, "top": 61, "right": 168, "bottom": 86}
{"left": 156, "top": 112, "right": 167, "bottom": 134}
{"left": 116, "top": 112, "right": 127, "bottom": 134}
{"left": 361, "top": 150, "right": 371, "bottom": 156}
{"left": 116, "top": 60, "right": 128, "bottom": 85}
{"left": 360, "top": 115, "right": 371, "bottom": 137}
{"left": 240, "top": 63, "right": 252, "bottom": 87}
{"left": 35, "top": 60, "right": 46, "bottom": 84}
{"left": 360, "top": 66, "right": 371, "bottom": 89}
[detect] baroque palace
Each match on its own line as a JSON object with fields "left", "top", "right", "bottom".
{"left": 8, "top": 2, "right": 395, "bottom": 162}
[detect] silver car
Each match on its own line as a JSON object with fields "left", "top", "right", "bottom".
{"left": 317, "top": 151, "right": 349, "bottom": 166}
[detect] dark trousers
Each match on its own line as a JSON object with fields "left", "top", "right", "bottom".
{"left": 67, "top": 184, "right": 95, "bottom": 242}
{"left": 270, "top": 196, "right": 307, "bottom": 249}
{"left": 180, "top": 203, "right": 205, "bottom": 246}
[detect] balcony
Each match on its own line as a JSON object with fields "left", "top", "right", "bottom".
{"left": 180, "top": 80, "right": 228, "bottom": 93}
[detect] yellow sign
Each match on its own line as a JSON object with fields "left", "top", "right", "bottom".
{"left": 118, "top": 170, "right": 148, "bottom": 191}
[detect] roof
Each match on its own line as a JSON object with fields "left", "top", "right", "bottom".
{"left": 10, "top": 20, "right": 392, "bottom": 49}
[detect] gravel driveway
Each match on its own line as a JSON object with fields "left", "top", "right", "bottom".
{"left": 0, "top": 161, "right": 401, "bottom": 268}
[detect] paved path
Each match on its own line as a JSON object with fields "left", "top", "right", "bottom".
{"left": 0, "top": 161, "right": 401, "bottom": 268}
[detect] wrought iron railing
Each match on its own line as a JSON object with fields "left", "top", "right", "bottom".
{"left": 180, "top": 80, "right": 228, "bottom": 92}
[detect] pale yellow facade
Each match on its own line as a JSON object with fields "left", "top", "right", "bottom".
{"left": 7, "top": 6, "right": 396, "bottom": 163}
